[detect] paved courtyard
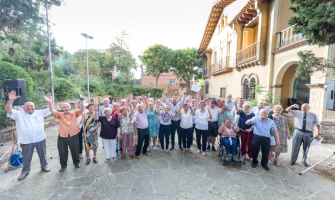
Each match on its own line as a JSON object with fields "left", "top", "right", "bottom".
{"left": 0, "top": 125, "right": 334, "bottom": 200}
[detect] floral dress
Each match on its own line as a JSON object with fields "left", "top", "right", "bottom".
{"left": 270, "top": 115, "right": 288, "bottom": 153}
{"left": 120, "top": 114, "right": 134, "bottom": 135}
{"left": 147, "top": 109, "right": 158, "bottom": 137}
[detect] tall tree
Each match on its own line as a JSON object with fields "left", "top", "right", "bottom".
{"left": 289, "top": 0, "right": 335, "bottom": 80}
{"left": 139, "top": 44, "right": 173, "bottom": 87}
{"left": 170, "top": 48, "right": 203, "bottom": 88}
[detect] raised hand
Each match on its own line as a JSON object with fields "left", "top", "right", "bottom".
{"left": 196, "top": 91, "right": 200, "bottom": 99}
{"left": 44, "top": 93, "right": 53, "bottom": 102}
{"left": 235, "top": 97, "right": 239, "bottom": 104}
{"left": 204, "top": 96, "right": 207, "bottom": 100}
{"left": 293, "top": 104, "right": 299, "bottom": 108}
{"left": 183, "top": 88, "right": 187, "bottom": 94}
{"left": 265, "top": 96, "right": 270, "bottom": 103}
{"left": 148, "top": 93, "right": 150, "bottom": 98}
{"left": 8, "top": 91, "right": 20, "bottom": 101}
{"left": 94, "top": 104, "right": 99, "bottom": 112}
{"left": 164, "top": 88, "right": 168, "bottom": 95}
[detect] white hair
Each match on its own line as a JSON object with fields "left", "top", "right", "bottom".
{"left": 149, "top": 98, "right": 154, "bottom": 102}
{"left": 113, "top": 103, "right": 118, "bottom": 106}
{"left": 227, "top": 93, "right": 232, "bottom": 97}
{"left": 121, "top": 99, "right": 127, "bottom": 103}
{"left": 242, "top": 104, "right": 250, "bottom": 110}
{"left": 103, "top": 98, "right": 110, "bottom": 102}
{"left": 258, "top": 101, "right": 265, "bottom": 105}
{"left": 260, "top": 108, "right": 268, "bottom": 114}
{"left": 136, "top": 104, "right": 143, "bottom": 109}
{"left": 302, "top": 103, "right": 310, "bottom": 108}
{"left": 63, "top": 103, "right": 71, "bottom": 108}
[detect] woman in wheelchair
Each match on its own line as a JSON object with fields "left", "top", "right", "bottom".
{"left": 218, "top": 118, "right": 242, "bottom": 164}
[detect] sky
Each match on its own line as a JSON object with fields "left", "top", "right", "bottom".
{"left": 47, "top": 0, "right": 213, "bottom": 78}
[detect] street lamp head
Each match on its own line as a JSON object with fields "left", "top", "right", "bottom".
{"left": 89, "top": 36, "right": 93, "bottom": 40}
{"left": 50, "top": 0, "right": 61, "bottom": 6}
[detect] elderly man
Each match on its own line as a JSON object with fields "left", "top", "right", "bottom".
{"left": 45, "top": 94, "right": 84, "bottom": 172}
{"left": 99, "top": 98, "right": 113, "bottom": 116}
{"left": 163, "top": 88, "right": 187, "bottom": 151}
{"left": 251, "top": 97, "right": 273, "bottom": 116}
{"left": 131, "top": 95, "right": 150, "bottom": 159}
{"left": 230, "top": 98, "right": 245, "bottom": 125}
{"left": 5, "top": 91, "right": 52, "bottom": 180}
{"left": 207, "top": 99, "right": 222, "bottom": 152}
{"left": 246, "top": 109, "right": 280, "bottom": 170}
{"left": 225, "top": 94, "right": 234, "bottom": 115}
{"left": 286, "top": 103, "right": 321, "bottom": 167}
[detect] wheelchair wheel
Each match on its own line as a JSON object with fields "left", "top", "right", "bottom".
{"left": 217, "top": 146, "right": 221, "bottom": 157}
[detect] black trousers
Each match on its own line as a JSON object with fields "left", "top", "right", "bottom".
{"left": 171, "top": 120, "right": 181, "bottom": 147}
{"left": 181, "top": 127, "right": 193, "bottom": 149}
{"left": 78, "top": 127, "right": 83, "bottom": 154}
{"left": 57, "top": 134, "right": 80, "bottom": 168}
{"left": 251, "top": 134, "right": 270, "bottom": 166}
{"left": 135, "top": 128, "right": 149, "bottom": 156}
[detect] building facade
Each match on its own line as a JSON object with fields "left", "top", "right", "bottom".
{"left": 142, "top": 68, "right": 187, "bottom": 89}
{"left": 198, "top": 0, "right": 335, "bottom": 142}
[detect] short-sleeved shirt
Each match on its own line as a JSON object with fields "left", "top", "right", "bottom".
{"left": 164, "top": 95, "right": 186, "bottom": 121}
{"left": 288, "top": 110, "right": 320, "bottom": 132}
{"left": 159, "top": 110, "right": 173, "bottom": 125}
{"left": 237, "top": 110, "right": 255, "bottom": 131}
{"left": 251, "top": 106, "right": 273, "bottom": 116}
{"left": 53, "top": 110, "right": 82, "bottom": 137}
{"left": 230, "top": 105, "right": 242, "bottom": 124}
{"left": 120, "top": 114, "right": 134, "bottom": 135}
{"left": 219, "top": 124, "right": 237, "bottom": 138}
{"left": 133, "top": 109, "right": 149, "bottom": 129}
{"left": 195, "top": 110, "right": 209, "bottom": 130}
{"left": 99, "top": 104, "right": 113, "bottom": 116}
{"left": 180, "top": 109, "right": 193, "bottom": 129}
{"left": 208, "top": 107, "right": 221, "bottom": 122}
{"left": 98, "top": 116, "right": 120, "bottom": 139}
{"left": 250, "top": 116, "right": 277, "bottom": 137}
{"left": 226, "top": 100, "right": 235, "bottom": 115}
{"left": 218, "top": 107, "right": 231, "bottom": 128}
{"left": 7, "top": 109, "right": 51, "bottom": 144}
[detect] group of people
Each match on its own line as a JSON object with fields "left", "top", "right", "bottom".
{"left": 5, "top": 88, "right": 322, "bottom": 180}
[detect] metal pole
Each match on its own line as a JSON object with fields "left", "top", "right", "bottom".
{"left": 86, "top": 37, "right": 89, "bottom": 97}
{"left": 299, "top": 152, "right": 335, "bottom": 175}
{"left": 46, "top": 3, "right": 55, "bottom": 103}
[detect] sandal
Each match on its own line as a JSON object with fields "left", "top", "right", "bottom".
{"left": 41, "top": 168, "right": 51, "bottom": 172}
{"left": 188, "top": 149, "right": 191, "bottom": 153}
{"left": 268, "top": 159, "right": 273, "bottom": 165}
{"left": 274, "top": 160, "right": 280, "bottom": 166}
{"left": 197, "top": 150, "right": 201, "bottom": 154}
{"left": 18, "top": 174, "right": 28, "bottom": 180}
{"left": 93, "top": 158, "right": 98, "bottom": 163}
{"left": 86, "top": 158, "right": 91, "bottom": 165}
{"left": 183, "top": 148, "right": 186, "bottom": 153}
{"left": 202, "top": 152, "right": 206, "bottom": 156}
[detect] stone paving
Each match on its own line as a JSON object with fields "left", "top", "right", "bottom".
{"left": 0, "top": 125, "right": 334, "bottom": 200}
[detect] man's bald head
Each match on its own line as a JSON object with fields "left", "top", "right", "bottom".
{"left": 23, "top": 102, "right": 35, "bottom": 114}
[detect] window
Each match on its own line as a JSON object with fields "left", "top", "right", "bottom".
{"left": 249, "top": 78, "right": 256, "bottom": 99}
{"left": 214, "top": 52, "right": 217, "bottom": 63}
{"left": 169, "top": 67, "right": 175, "bottom": 72}
{"left": 220, "top": 88, "right": 226, "bottom": 98}
{"left": 169, "top": 80, "right": 175, "bottom": 85}
{"left": 242, "top": 79, "right": 249, "bottom": 99}
{"left": 205, "top": 82, "right": 209, "bottom": 94}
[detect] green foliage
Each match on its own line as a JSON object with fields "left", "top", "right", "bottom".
{"left": 26, "top": 68, "right": 51, "bottom": 93}
{"left": 53, "top": 78, "right": 76, "bottom": 101}
{"left": 170, "top": 48, "right": 203, "bottom": 88}
{"left": 197, "top": 79, "right": 205, "bottom": 86}
{"left": 0, "top": 90, "right": 13, "bottom": 128}
{"left": 289, "top": 0, "right": 335, "bottom": 46}
{"left": 0, "top": 61, "right": 34, "bottom": 94}
{"left": 247, "top": 85, "right": 281, "bottom": 114}
{"left": 139, "top": 44, "right": 173, "bottom": 86}
{"left": 53, "top": 62, "right": 65, "bottom": 78}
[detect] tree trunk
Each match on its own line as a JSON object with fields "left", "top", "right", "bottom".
{"left": 155, "top": 75, "right": 159, "bottom": 87}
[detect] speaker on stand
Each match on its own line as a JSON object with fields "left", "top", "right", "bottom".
{"left": 326, "top": 81, "right": 335, "bottom": 111}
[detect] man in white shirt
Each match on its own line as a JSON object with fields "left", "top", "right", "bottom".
{"left": 207, "top": 99, "right": 222, "bottom": 152}
{"left": 5, "top": 91, "right": 52, "bottom": 180}
{"left": 251, "top": 97, "right": 273, "bottom": 116}
{"left": 99, "top": 98, "right": 113, "bottom": 116}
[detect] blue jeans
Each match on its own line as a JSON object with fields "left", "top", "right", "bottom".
{"left": 159, "top": 124, "right": 171, "bottom": 150}
{"left": 171, "top": 120, "right": 181, "bottom": 147}
{"left": 221, "top": 137, "right": 238, "bottom": 156}
{"left": 251, "top": 134, "right": 270, "bottom": 166}
{"left": 181, "top": 127, "right": 193, "bottom": 149}
{"left": 135, "top": 128, "right": 150, "bottom": 156}
{"left": 196, "top": 129, "right": 208, "bottom": 151}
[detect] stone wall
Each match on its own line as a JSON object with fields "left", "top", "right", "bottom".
{"left": 320, "top": 122, "right": 335, "bottom": 143}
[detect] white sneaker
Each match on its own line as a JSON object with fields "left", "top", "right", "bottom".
{"left": 147, "top": 148, "right": 151, "bottom": 152}
{"left": 197, "top": 150, "right": 201, "bottom": 154}
{"left": 104, "top": 158, "right": 109, "bottom": 163}
{"left": 154, "top": 147, "right": 157, "bottom": 151}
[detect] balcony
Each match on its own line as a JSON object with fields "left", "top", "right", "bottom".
{"left": 236, "top": 42, "right": 258, "bottom": 65}
{"left": 208, "top": 56, "right": 234, "bottom": 76}
{"left": 272, "top": 25, "right": 306, "bottom": 55}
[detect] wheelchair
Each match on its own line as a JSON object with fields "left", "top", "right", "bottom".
{"left": 216, "top": 132, "right": 246, "bottom": 165}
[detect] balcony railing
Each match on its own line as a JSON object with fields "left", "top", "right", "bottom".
{"left": 236, "top": 42, "right": 258, "bottom": 64}
{"left": 277, "top": 25, "right": 304, "bottom": 48}
{"left": 207, "top": 56, "right": 234, "bottom": 76}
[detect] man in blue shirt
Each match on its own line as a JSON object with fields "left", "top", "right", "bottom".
{"left": 246, "top": 109, "right": 280, "bottom": 170}
{"left": 164, "top": 88, "right": 187, "bottom": 150}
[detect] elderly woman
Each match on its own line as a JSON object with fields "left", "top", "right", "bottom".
{"left": 148, "top": 101, "right": 158, "bottom": 150}
{"left": 82, "top": 104, "right": 100, "bottom": 164}
{"left": 268, "top": 105, "right": 290, "bottom": 165}
{"left": 119, "top": 105, "right": 134, "bottom": 159}
{"left": 193, "top": 101, "right": 212, "bottom": 156}
{"left": 155, "top": 98, "right": 163, "bottom": 147}
{"left": 234, "top": 98, "right": 255, "bottom": 161}
{"left": 93, "top": 106, "right": 120, "bottom": 162}
{"left": 218, "top": 118, "right": 242, "bottom": 163}
{"left": 176, "top": 103, "right": 195, "bottom": 152}
{"left": 156, "top": 105, "right": 177, "bottom": 152}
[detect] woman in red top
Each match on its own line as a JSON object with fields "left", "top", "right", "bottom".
{"left": 111, "top": 103, "right": 121, "bottom": 121}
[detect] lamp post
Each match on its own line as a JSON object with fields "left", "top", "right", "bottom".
{"left": 81, "top": 33, "right": 93, "bottom": 97}
{"left": 42, "top": 0, "right": 61, "bottom": 103}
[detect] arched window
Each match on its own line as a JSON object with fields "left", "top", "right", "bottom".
{"left": 249, "top": 78, "right": 256, "bottom": 99}
{"left": 205, "top": 82, "right": 209, "bottom": 94}
{"left": 242, "top": 79, "right": 249, "bottom": 99}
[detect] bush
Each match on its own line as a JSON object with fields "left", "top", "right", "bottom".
{"left": 53, "top": 78, "right": 76, "bottom": 101}
{"left": 0, "top": 61, "right": 34, "bottom": 94}
{"left": 0, "top": 90, "right": 13, "bottom": 128}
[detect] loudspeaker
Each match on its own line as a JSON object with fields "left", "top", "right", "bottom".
{"left": 4, "top": 79, "right": 27, "bottom": 106}
{"left": 326, "top": 81, "right": 335, "bottom": 111}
